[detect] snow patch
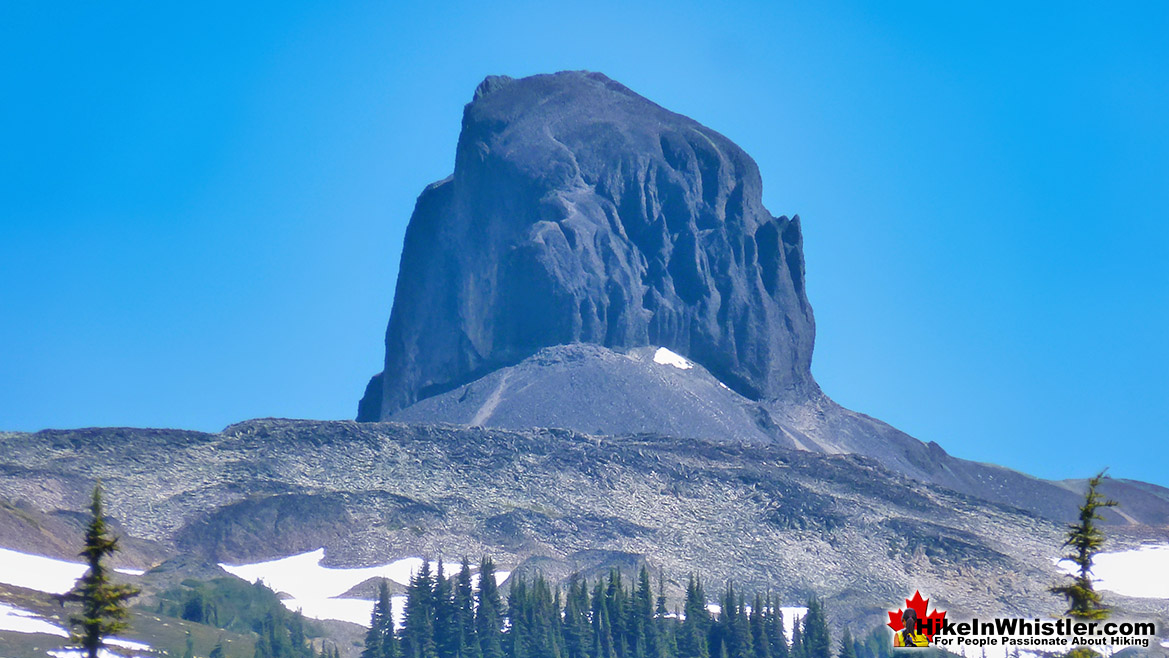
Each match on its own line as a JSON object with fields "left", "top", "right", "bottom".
{"left": 106, "top": 638, "right": 152, "bottom": 651}
{"left": 219, "top": 550, "right": 447, "bottom": 601}
{"left": 779, "top": 606, "right": 807, "bottom": 643}
{"left": 653, "top": 348, "right": 692, "bottom": 370}
{"left": 1055, "top": 543, "right": 1169, "bottom": 598}
{"left": 0, "top": 602, "right": 68, "bottom": 637}
{"left": 0, "top": 547, "right": 144, "bottom": 595}
{"left": 0, "top": 547, "right": 88, "bottom": 594}
{"left": 48, "top": 647, "right": 150, "bottom": 658}
{"left": 221, "top": 549, "right": 492, "bottom": 627}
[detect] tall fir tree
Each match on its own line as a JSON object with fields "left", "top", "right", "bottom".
{"left": 563, "top": 577, "right": 592, "bottom": 658}
{"left": 788, "top": 617, "right": 803, "bottom": 658}
{"left": 799, "top": 599, "right": 829, "bottom": 658}
{"left": 655, "top": 575, "right": 676, "bottom": 658}
{"left": 762, "top": 595, "right": 787, "bottom": 658}
{"left": 1051, "top": 470, "right": 1118, "bottom": 621}
{"left": 455, "top": 559, "right": 481, "bottom": 658}
{"left": 435, "top": 562, "right": 460, "bottom": 658}
{"left": 836, "top": 628, "right": 856, "bottom": 658}
{"left": 476, "top": 558, "right": 505, "bottom": 658}
{"left": 677, "top": 576, "right": 710, "bottom": 658}
{"left": 402, "top": 560, "right": 438, "bottom": 658}
{"left": 720, "top": 587, "right": 753, "bottom": 658}
{"left": 67, "top": 483, "right": 140, "bottom": 658}
{"left": 605, "top": 571, "right": 628, "bottom": 658}
{"left": 363, "top": 579, "right": 395, "bottom": 658}
{"left": 591, "top": 580, "right": 618, "bottom": 658}
{"left": 634, "top": 568, "right": 659, "bottom": 658}
{"left": 749, "top": 594, "right": 770, "bottom": 658}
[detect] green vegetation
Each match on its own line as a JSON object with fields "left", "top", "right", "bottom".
{"left": 1051, "top": 470, "right": 1118, "bottom": 621}
{"left": 157, "top": 577, "right": 326, "bottom": 657}
{"left": 361, "top": 560, "right": 844, "bottom": 658}
{"left": 67, "top": 483, "right": 140, "bottom": 658}
{"left": 1050, "top": 469, "right": 1119, "bottom": 658}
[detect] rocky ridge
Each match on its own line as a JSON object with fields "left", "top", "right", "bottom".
{"left": 8, "top": 418, "right": 1166, "bottom": 632}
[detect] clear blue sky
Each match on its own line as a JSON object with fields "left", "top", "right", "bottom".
{"left": 2, "top": 2, "right": 1166, "bottom": 486}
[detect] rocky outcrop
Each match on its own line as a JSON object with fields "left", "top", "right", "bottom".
{"left": 359, "top": 71, "right": 816, "bottom": 419}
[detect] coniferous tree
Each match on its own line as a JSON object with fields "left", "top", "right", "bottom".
{"left": 677, "top": 576, "right": 709, "bottom": 658}
{"left": 436, "top": 562, "right": 460, "bottom": 658}
{"left": 800, "top": 599, "right": 829, "bottom": 658}
{"left": 788, "top": 618, "right": 803, "bottom": 658}
{"left": 1051, "top": 470, "right": 1118, "bottom": 621}
{"left": 67, "top": 484, "right": 140, "bottom": 658}
{"left": 836, "top": 628, "right": 856, "bottom": 658}
{"left": 476, "top": 558, "right": 505, "bottom": 658}
{"left": 364, "top": 580, "right": 393, "bottom": 658}
{"left": 605, "top": 571, "right": 628, "bottom": 658}
{"left": 762, "top": 595, "right": 787, "bottom": 658}
{"left": 508, "top": 577, "right": 531, "bottom": 658}
{"left": 655, "top": 575, "right": 676, "bottom": 658}
{"left": 591, "top": 580, "right": 617, "bottom": 658}
{"left": 720, "top": 587, "right": 752, "bottom": 658}
{"left": 456, "top": 559, "right": 481, "bottom": 658}
{"left": 563, "top": 577, "right": 592, "bottom": 658}
{"left": 749, "top": 594, "right": 770, "bottom": 658}
{"left": 508, "top": 575, "right": 563, "bottom": 658}
{"left": 634, "top": 568, "right": 659, "bottom": 658}
{"left": 402, "top": 561, "right": 438, "bottom": 658}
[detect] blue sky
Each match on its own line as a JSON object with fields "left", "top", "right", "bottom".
{"left": 2, "top": 2, "right": 1166, "bottom": 486}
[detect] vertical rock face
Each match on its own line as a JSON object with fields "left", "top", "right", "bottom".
{"left": 359, "top": 71, "right": 817, "bottom": 420}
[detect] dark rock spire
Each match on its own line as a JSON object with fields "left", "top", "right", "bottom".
{"left": 359, "top": 71, "right": 815, "bottom": 420}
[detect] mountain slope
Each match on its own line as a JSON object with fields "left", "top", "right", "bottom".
{"left": 8, "top": 419, "right": 1166, "bottom": 631}
{"left": 390, "top": 344, "right": 1169, "bottom": 526}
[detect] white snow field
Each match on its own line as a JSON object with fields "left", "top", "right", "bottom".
{"left": 220, "top": 549, "right": 507, "bottom": 627}
{"left": 777, "top": 607, "right": 807, "bottom": 642}
{"left": 0, "top": 547, "right": 145, "bottom": 595}
{"left": 0, "top": 547, "right": 88, "bottom": 594}
{"left": 702, "top": 604, "right": 806, "bottom": 642}
{"left": 0, "top": 603, "right": 153, "bottom": 657}
{"left": 48, "top": 643, "right": 152, "bottom": 658}
{"left": 1055, "top": 543, "right": 1169, "bottom": 599}
{"left": 0, "top": 602, "right": 68, "bottom": 637}
{"left": 653, "top": 347, "right": 693, "bottom": 370}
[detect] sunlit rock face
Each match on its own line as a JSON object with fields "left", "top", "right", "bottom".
{"left": 359, "top": 71, "right": 816, "bottom": 420}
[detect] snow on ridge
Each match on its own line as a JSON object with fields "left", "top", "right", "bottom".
{"left": 219, "top": 550, "right": 467, "bottom": 601}
{"left": 0, "top": 547, "right": 146, "bottom": 595}
{"left": 653, "top": 348, "right": 692, "bottom": 370}
{"left": 0, "top": 602, "right": 68, "bottom": 637}
{"left": 0, "top": 547, "right": 88, "bottom": 595}
{"left": 1054, "top": 543, "right": 1169, "bottom": 599}
{"left": 0, "top": 603, "right": 154, "bottom": 656}
{"left": 220, "top": 549, "right": 503, "bottom": 628}
{"left": 48, "top": 646, "right": 151, "bottom": 658}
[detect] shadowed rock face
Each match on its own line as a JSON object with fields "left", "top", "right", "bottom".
{"left": 359, "top": 71, "right": 816, "bottom": 419}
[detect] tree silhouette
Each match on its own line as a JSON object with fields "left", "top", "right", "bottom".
{"left": 1051, "top": 469, "right": 1118, "bottom": 620}
{"left": 67, "top": 483, "right": 140, "bottom": 658}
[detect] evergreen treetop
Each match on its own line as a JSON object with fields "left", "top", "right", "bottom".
{"left": 68, "top": 483, "right": 140, "bottom": 658}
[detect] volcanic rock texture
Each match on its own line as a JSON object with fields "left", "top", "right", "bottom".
{"left": 359, "top": 72, "right": 815, "bottom": 419}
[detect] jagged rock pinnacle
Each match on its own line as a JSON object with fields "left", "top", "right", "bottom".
{"left": 359, "top": 71, "right": 815, "bottom": 420}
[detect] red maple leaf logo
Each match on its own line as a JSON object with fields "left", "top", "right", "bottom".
{"left": 887, "top": 591, "right": 947, "bottom": 642}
